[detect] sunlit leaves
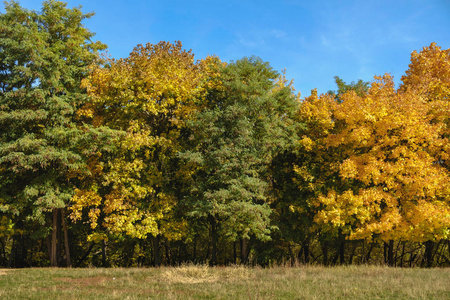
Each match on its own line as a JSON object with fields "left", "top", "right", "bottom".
{"left": 302, "top": 64, "right": 450, "bottom": 242}
{"left": 76, "top": 41, "right": 222, "bottom": 240}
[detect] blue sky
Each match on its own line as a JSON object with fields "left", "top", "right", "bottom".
{"left": 4, "top": 0, "right": 450, "bottom": 97}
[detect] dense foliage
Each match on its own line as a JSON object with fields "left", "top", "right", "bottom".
{"left": 0, "top": 1, "right": 449, "bottom": 267}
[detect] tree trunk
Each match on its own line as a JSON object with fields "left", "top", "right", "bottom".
{"left": 339, "top": 233, "right": 345, "bottom": 265}
{"left": 233, "top": 241, "right": 237, "bottom": 264}
{"left": 347, "top": 242, "right": 357, "bottom": 265}
{"left": 448, "top": 240, "right": 450, "bottom": 263}
{"left": 240, "top": 238, "right": 248, "bottom": 264}
{"left": 0, "top": 238, "right": 6, "bottom": 266}
{"left": 101, "top": 239, "right": 107, "bottom": 267}
{"left": 400, "top": 242, "right": 406, "bottom": 267}
{"left": 164, "top": 239, "right": 171, "bottom": 265}
{"left": 303, "top": 242, "right": 310, "bottom": 264}
{"left": 50, "top": 208, "right": 59, "bottom": 267}
{"left": 56, "top": 211, "right": 62, "bottom": 266}
{"left": 321, "top": 240, "right": 329, "bottom": 266}
{"left": 410, "top": 247, "right": 417, "bottom": 267}
{"left": 424, "top": 240, "right": 434, "bottom": 268}
{"left": 385, "top": 240, "right": 394, "bottom": 266}
{"left": 209, "top": 217, "right": 218, "bottom": 266}
{"left": 153, "top": 235, "right": 161, "bottom": 266}
{"left": 193, "top": 235, "right": 197, "bottom": 264}
{"left": 61, "top": 209, "right": 71, "bottom": 267}
{"left": 365, "top": 241, "right": 375, "bottom": 263}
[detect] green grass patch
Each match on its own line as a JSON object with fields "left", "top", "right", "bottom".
{"left": 0, "top": 265, "right": 449, "bottom": 299}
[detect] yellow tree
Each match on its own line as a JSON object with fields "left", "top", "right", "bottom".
{"left": 399, "top": 43, "right": 450, "bottom": 163}
{"left": 71, "top": 41, "right": 222, "bottom": 264}
{"left": 294, "top": 89, "right": 350, "bottom": 264}
{"left": 298, "top": 73, "right": 450, "bottom": 265}
{"left": 398, "top": 43, "right": 450, "bottom": 265}
{"left": 400, "top": 43, "right": 450, "bottom": 104}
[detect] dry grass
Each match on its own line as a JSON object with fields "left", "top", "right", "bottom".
{"left": 0, "top": 269, "right": 14, "bottom": 276}
{"left": 162, "top": 264, "right": 255, "bottom": 284}
{"left": 0, "top": 265, "right": 449, "bottom": 299}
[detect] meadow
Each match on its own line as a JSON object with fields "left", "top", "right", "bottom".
{"left": 0, "top": 265, "right": 449, "bottom": 299}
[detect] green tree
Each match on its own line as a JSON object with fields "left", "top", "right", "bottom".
{"left": 0, "top": 0, "right": 112, "bottom": 267}
{"left": 180, "top": 57, "right": 299, "bottom": 265}
{"left": 327, "top": 76, "right": 370, "bottom": 102}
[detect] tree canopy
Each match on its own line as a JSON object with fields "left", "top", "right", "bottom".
{"left": 1, "top": 0, "right": 449, "bottom": 268}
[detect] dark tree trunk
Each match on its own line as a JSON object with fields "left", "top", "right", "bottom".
{"left": 410, "top": 248, "right": 417, "bottom": 267}
{"left": 388, "top": 240, "right": 395, "bottom": 266}
{"left": 347, "top": 242, "right": 357, "bottom": 265}
{"left": 61, "top": 209, "right": 71, "bottom": 267}
{"left": 240, "top": 238, "right": 248, "bottom": 264}
{"left": 193, "top": 235, "right": 197, "bottom": 264}
{"left": 339, "top": 234, "right": 345, "bottom": 265}
{"left": 101, "top": 239, "right": 107, "bottom": 267}
{"left": 209, "top": 217, "right": 218, "bottom": 266}
{"left": 56, "top": 211, "right": 62, "bottom": 266}
{"left": 164, "top": 239, "right": 171, "bottom": 265}
{"left": 19, "top": 234, "right": 28, "bottom": 267}
{"left": 400, "top": 242, "right": 406, "bottom": 267}
{"left": 180, "top": 241, "right": 188, "bottom": 265}
{"left": 0, "top": 238, "right": 6, "bottom": 266}
{"left": 321, "top": 240, "right": 329, "bottom": 266}
{"left": 303, "top": 242, "right": 310, "bottom": 264}
{"left": 424, "top": 240, "right": 434, "bottom": 268}
{"left": 385, "top": 240, "right": 394, "bottom": 266}
{"left": 365, "top": 242, "right": 375, "bottom": 263}
{"left": 448, "top": 240, "right": 450, "bottom": 262}
{"left": 153, "top": 235, "right": 161, "bottom": 266}
{"left": 50, "top": 208, "right": 59, "bottom": 267}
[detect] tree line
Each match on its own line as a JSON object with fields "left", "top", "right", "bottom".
{"left": 1, "top": 0, "right": 449, "bottom": 268}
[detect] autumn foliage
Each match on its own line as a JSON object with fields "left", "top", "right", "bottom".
{"left": 1, "top": 1, "right": 449, "bottom": 268}
{"left": 302, "top": 74, "right": 450, "bottom": 242}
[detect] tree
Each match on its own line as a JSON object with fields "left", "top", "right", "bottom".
{"left": 0, "top": 0, "right": 112, "bottom": 266}
{"left": 327, "top": 76, "right": 370, "bottom": 102}
{"left": 180, "top": 57, "right": 299, "bottom": 265}
{"left": 400, "top": 43, "right": 450, "bottom": 104}
{"left": 293, "top": 89, "right": 348, "bottom": 265}
{"left": 399, "top": 43, "right": 450, "bottom": 266}
{"left": 308, "top": 75, "right": 450, "bottom": 255}
{"left": 74, "top": 41, "right": 222, "bottom": 265}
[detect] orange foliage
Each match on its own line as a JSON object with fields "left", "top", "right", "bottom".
{"left": 299, "top": 63, "right": 450, "bottom": 242}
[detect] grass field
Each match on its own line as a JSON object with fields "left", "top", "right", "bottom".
{"left": 0, "top": 265, "right": 449, "bottom": 299}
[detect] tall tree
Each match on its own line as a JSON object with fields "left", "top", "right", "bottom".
{"left": 399, "top": 43, "right": 450, "bottom": 267}
{"left": 0, "top": 0, "right": 111, "bottom": 266}
{"left": 180, "top": 57, "right": 299, "bottom": 264}
{"left": 74, "top": 41, "right": 222, "bottom": 265}
{"left": 307, "top": 75, "right": 450, "bottom": 250}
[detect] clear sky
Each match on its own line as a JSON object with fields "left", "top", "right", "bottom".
{"left": 4, "top": 0, "right": 450, "bottom": 97}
